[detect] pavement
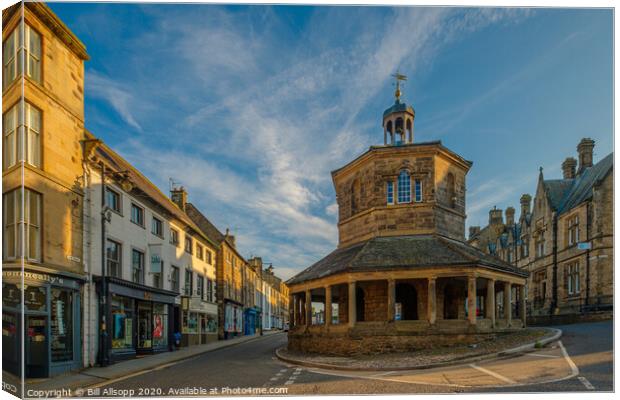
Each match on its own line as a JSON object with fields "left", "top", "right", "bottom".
{"left": 3, "top": 320, "right": 613, "bottom": 397}
{"left": 3, "top": 330, "right": 282, "bottom": 398}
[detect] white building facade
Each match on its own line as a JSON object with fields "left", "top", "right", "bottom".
{"left": 82, "top": 139, "right": 218, "bottom": 367}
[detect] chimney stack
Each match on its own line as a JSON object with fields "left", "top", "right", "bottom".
{"left": 489, "top": 207, "right": 503, "bottom": 225}
{"left": 561, "top": 157, "right": 577, "bottom": 180}
{"left": 170, "top": 186, "right": 188, "bottom": 211}
{"left": 469, "top": 226, "right": 481, "bottom": 239}
{"left": 505, "top": 207, "right": 515, "bottom": 226}
{"left": 577, "top": 138, "right": 595, "bottom": 174}
{"left": 225, "top": 228, "right": 236, "bottom": 248}
{"left": 520, "top": 194, "right": 532, "bottom": 219}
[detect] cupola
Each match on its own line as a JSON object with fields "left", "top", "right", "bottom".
{"left": 383, "top": 72, "right": 415, "bottom": 145}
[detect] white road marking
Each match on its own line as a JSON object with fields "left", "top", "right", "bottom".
{"left": 280, "top": 368, "right": 288, "bottom": 373}
{"left": 270, "top": 377, "right": 279, "bottom": 381}
{"left": 468, "top": 364, "right": 517, "bottom": 384}
{"left": 578, "top": 376, "right": 595, "bottom": 390}
{"left": 558, "top": 340, "right": 579, "bottom": 375}
{"left": 284, "top": 380, "right": 294, "bottom": 385}
{"left": 524, "top": 353, "right": 560, "bottom": 358}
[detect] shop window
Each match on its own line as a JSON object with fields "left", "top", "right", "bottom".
{"left": 152, "top": 304, "right": 168, "bottom": 348}
{"left": 106, "top": 239, "right": 122, "bottom": 278}
{"left": 111, "top": 296, "right": 133, "bottom": 350}
{"left": 3, "top": 188, "right": 41, "bottom": 261}
{"left": 132, "top": 249, "right": 145, "bottom": 284}
{"left": 130, "top": 203, "right": 144, "bottom": 227}
{"left": 206, "top": 314, "right": 217, "bottom": 333}
{"left": 50, "top": 289, "right": 73, "bottom": 362}
{"left": 137, "top": 302, "right": 152, "bottom": 349}
{"left": 183, "top": 311, "right": 198, "bottom": 333}
{"left": 106, "top": 187, "right": 121, "bottom": 213}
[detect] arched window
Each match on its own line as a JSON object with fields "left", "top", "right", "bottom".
{"left": 397, "top": 170, "right": 411, "bottom": 203}
{"left": 395, "top": 118, "right": 404, "bottom": 144}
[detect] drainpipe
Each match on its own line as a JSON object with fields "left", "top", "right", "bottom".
{"left": 99, "top": 163, "right": 109, "bottom": 366}
{"left": 585, "top": 202, "right": 592, "bottom": 309}
{"left": 550, "top": 212, "right": 558, "bottom": 317}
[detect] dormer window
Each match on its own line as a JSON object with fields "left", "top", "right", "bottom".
{"left": 397, "top": 170, "right": 411, "bottom": 203}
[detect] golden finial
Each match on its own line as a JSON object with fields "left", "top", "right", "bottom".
{"left": 392, "top": 71, "right": 407, "bottom": 102}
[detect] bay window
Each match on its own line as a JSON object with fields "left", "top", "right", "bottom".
{"left": 3, "top": 102, "right": 41, "bottom": 170}
{"left": 2, "top": 23, "right": 41, "bottom": 89}
{"left": 3, "top": 188, "right": 41, "bottom": 261}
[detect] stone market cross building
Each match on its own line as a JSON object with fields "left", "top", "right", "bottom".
{"left": 286, "top": 79, "right": 529, "bottom": 355}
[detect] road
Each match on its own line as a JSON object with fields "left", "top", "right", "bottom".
{"left": 90, "top": 320, "right": 612, "bottom": 395}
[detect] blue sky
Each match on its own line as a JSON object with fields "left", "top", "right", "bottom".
{"left": 49, "top": 2, "right": 613, "bottom": 280}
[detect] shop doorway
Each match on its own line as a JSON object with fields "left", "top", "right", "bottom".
{"left": 25, "top": 315, "right": 48, "bottom": 378}
{"left": 136, "top": 302, "right": 152, "bottom": 351}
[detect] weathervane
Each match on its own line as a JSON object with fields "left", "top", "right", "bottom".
{"left": 392, "top": 70, "right": 407, "bottom": 102}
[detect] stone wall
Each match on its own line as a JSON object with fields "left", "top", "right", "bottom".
{"left": 288, "top": 329, "right": 496, "bottom": 356}
{"left": 333, "top": 145, "right": 469, "bottom": 248}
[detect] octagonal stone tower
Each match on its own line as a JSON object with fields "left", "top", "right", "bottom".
{"left": 334, "top": 88, "right": 472, "bottom": 248}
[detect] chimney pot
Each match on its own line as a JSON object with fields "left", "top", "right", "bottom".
{"left": 170, "top": 186, "right": 188, "bottom": 211}
{"left": 577, "top": 138, "right": 595, "bottom": 174}
{"left": 562, "top": 157, "right": 577, "bottom": 179}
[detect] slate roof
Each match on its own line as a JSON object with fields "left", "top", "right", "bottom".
{"left": 185, "top": 203, "right": 225, "bottom": 245}
{"left": 287, "top": 234, "right": 527, "bottom": 285}
{"left": 543, "top": 152, "right": 613, "bottom": 215}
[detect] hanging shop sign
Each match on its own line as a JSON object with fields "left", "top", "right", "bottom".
{"left": 149, "top": 244, "right": 163, "bottom": 273}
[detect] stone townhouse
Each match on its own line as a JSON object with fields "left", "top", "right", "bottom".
{"left": 2, "top": 2, "right": 89, "bottom": 379}
{"left": 469, "top": 138, "right": 613, "bottom": 322}
{"left": 82, "top": 140, "right": 219, "bottom": 366}
{"left": 185, "top": 202, "right": 247, "bottom": 339}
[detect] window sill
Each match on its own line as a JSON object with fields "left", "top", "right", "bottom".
{"left": 152, "top": 233, "right": 164, "bottom": 239}
{"left": 130, "top": 220, "right": 145, "bottom": 229}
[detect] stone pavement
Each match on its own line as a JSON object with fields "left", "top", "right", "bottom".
{"left": 11, "top": 330, "right": 284, "bottom": 394}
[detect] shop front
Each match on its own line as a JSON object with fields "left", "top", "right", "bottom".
{"left": 2, "top": 268, "right": 83, "bottom": 378}
{"left": 180, "top": 296, "right": 218, "bottom": 346}
{"left": 243, "top": 308, "right": 258, "bottom": 336}
{"left": 96, "top": 277, "right": 177, "bottom": 364}
{"left": 223, "top": 300, "right": 244, "bottom": 339}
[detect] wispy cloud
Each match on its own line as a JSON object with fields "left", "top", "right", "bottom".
{"left": 87, "top": 71, "right": 144, "bottom": 131}
{"left": 75, "top": 5, "right": 537, "bottom": 276}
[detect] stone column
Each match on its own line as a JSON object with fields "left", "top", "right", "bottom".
{"left": 504, "top": 282, "right": 512, "bottom": 326}
{"left": 387, "top": 279, "right": 396, "bottom": 322}
{"left": 467, "top": 275, "right": 477, "bottom": 325}
{"left": 290, "top": 294, "right": 295, "bottom": 328}
{"left": 325, "top": 286, "right": 332, "bottom": 326}
{"left": 486, "top": 279, "right": 495, "bottom": 327}
{"left": 348, "top": 281, "right": 356, "bottom": 327}
{"left": 427, "top": 277, "right": 436, "bottom": 325}
{"left": 305, "top": 289, "right": 312, "bottom": 326}
{"left": 519, "top": 285, "right": 527, "bottom": 327}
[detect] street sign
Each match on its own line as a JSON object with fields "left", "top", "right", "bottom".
{"left": 577, "top": 242, "right": 592, "bottom": 250}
